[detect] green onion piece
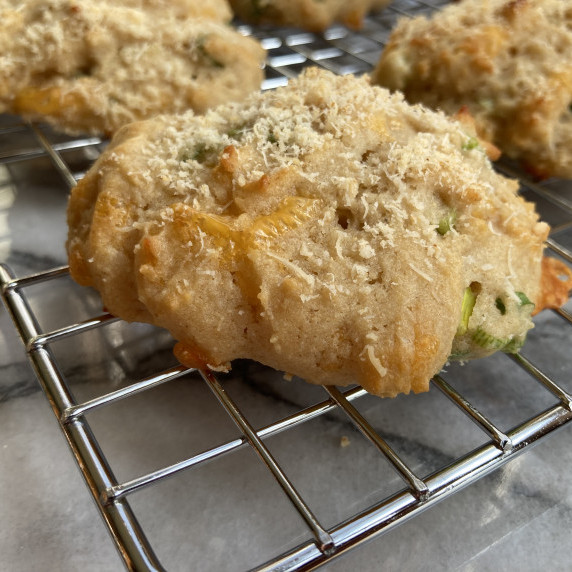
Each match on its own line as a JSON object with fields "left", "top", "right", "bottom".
{"left": 437, "top": 210, "right": 457, "bottom": 235}
{"left": 472, "top": 327, "right": 525, "bottom": 354}
{"left": 457, "top": 286, "right": 477, "bottom": 335}
{"left": 462, "top": 137, "right": 480, "bottom": 151}
{"left": 227, "top": 124, "right": 247, "bottom": 139}
{"left": 503, "top": 336, "right": 525, "bottom": 354}
{"left": 448, "top": 350, "right": 471, "bottom": 360}
{"left": 515, "top": 291, "right": 534, "bottom": 307}
{"left": 495, "top": 297, "right": 506, "bottom": 315}
{"left": 472, "top": 328, "right": 506, "bottom": 350}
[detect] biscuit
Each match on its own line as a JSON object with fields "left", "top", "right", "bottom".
{"left": 0, "top": 0, "right": 232, "bottom": 15}
{"left": 120, "top": 0, "right": 232, "bottom": 22}
{"left": 0, "top": 0, "right": 264, "bottom": 135}
{"left": 229, "top": 0, "right": 391, "bottom": 32}
{"left": 371, "top": 0, "right": 572, "bottom": 179}
{"left": 67, "top": 68, "right": 549, "bottom": 398}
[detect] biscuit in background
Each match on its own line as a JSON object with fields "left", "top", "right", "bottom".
{"left": 0, "top": 0, "right": 265, "bottom": 136}
{"left": 120, "top": 0, "right": 233, "bottom": 22}
{"left": 371, "top": 0, "right": 572, "bottom": 179}
{"left": 229, "top": 0, "right": 392, "bottom": 32}
{"left": 67, "top": 68, "right": 554, "bottom": 398}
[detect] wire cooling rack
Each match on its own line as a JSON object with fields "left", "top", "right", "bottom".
{"left": 2, "top": 1, "right": 572, "bottom": 570}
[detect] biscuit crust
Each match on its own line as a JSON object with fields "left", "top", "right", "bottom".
{"left": 0, "top": 0, "right": 264, "bottom": 135}
{"left": 229, "top": 0, "right": 391, "bottom": 32}
{"left": 372, "top": 0, "right": 572, "bottom": 179}
{"left": 67, "top": 68, "right": 548, "bottom": 397}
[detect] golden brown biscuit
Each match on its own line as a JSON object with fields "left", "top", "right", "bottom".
{"left": 0, "top": 0, "right": 264, "bottom": 135}
{"left": 0, "top": 0, "right": 232, "bottom": 16}
{"left": 120, "top": 0, "right": 232, "bottom": 22}
{"left": 372, "top": 0, "right": 572, "bottom": 179}
{"left": 229, "top": 0, "right": 392, "bottom": 32}
{"left": 67, "top": 68, "right": 549, "bottom": 398}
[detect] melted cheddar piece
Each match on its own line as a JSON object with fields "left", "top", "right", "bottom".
{"left": 172, "top": 196, "right": 322, "bottom": 264}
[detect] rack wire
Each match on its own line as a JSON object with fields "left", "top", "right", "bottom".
{"left": 1, "top": 1, "right": 572, "bottom": 570}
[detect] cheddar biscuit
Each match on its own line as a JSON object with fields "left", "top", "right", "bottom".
{"left": 0, "top": 0, "right": 232, "bottom": 17}
{"left": 67, "top": 68, "right": 548, "bottom": 398}
{"left": 0, "top": 0, "right": 264, "bottom": 135}
{"left": 229, "top": 0, "right": 391, "bottom": 32}
{"left": 122, "top": 0, "right": 232, "bottom": 22}
{"left": 372, "top": 0, "right": 572, "bottom": 178}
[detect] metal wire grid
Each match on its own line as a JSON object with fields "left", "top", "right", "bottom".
{"left": 1, "top": 0, "right": 572, "bottom": 570}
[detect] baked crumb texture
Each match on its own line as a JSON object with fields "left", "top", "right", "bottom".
{"left": 372, "top": 0, "right": 572, "bottom": 179}
{"left": 67, "top": 68, "right": 550, "bottom": 398}
{"left": 229, "top": 0, "right": 392, "bottom": 32}
{"left": 0, "top": 0, "right": 264, "bottom": 135}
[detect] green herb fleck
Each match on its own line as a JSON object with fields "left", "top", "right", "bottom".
{"left": 437, "top": 210, "right": 457, "bottom": 235}
{"left": 178, "top": 149, "right": 193, "bottom": 162}
{"left": 495, "top": 297, "right": 506, "bottom": 315}
{"left": 267, "top": 132, "right": 278, "bottom": 144}
{"left": 457, "top": 286, "right": 477, "bottom": 335}
{"left": 515, "top": 291, "right": 534, "bottom": 307}
{"left": 192, "top": 143, "right": 210, "bottom": 162}
{"left": 569, "top": 102, "right": 572, "bottom": 113}
{"left": 197, "top": 36, "right": 225, "bottom": 69}
{"left": 227, "top": 123, "right": 248, "bottom": 139}
{"left": 251, "top": 0, "right": 266, "bottom": 17}
{"left": 179, "top": 143, "right": 220, "bottom": 165}
{"left": 479, "top": 98, "right": 494, "bottom": 111}
{"left": 462, "top": 137, "right": 480, "bottom": 151}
